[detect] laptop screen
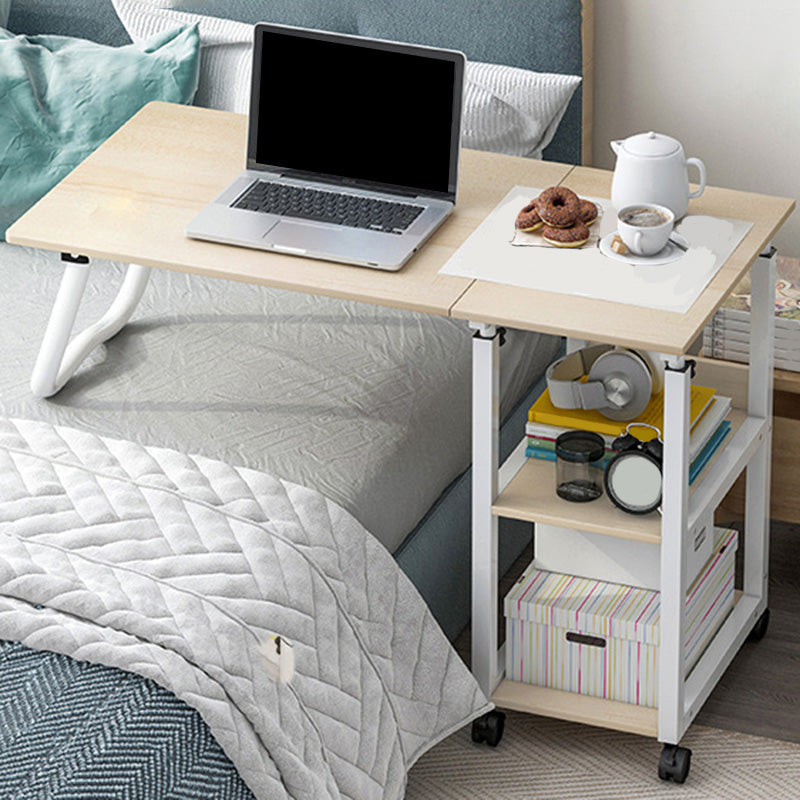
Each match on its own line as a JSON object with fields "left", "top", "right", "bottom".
{"left": 248, "top": 26, "right": 464, "bottom": 199}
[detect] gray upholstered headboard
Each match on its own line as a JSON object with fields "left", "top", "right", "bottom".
{"left": 7, "top": 0, "right": 593, "bottom": 165}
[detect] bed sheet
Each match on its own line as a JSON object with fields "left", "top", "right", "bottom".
{"left": 0, "top": 244, "right": 560, "bottom": 553}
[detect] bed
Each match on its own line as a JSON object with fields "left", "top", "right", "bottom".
{"left": 0, "top": 1, "right": 593, "bottom": 797}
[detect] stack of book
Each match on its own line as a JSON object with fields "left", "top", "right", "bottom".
{"left": 703, "top": 257, "right": 800, "bottom": 372}
{"left": 526, "top": 383, "right": 732, "bottom": 487}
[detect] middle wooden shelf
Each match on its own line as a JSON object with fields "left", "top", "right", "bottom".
{"left": 493, "top": 408, "right": 755, "bottom": 545}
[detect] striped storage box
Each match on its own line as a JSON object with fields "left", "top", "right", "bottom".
{"left": 505, "top": 527, "right": 737, "bottom": 708}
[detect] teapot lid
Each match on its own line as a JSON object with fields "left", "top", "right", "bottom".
{"left": 622, "top": 131, "right": 681, "bottom": 158}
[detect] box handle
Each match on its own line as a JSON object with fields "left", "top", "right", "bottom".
{"left": 694, "top": 524, "right": 708, "bottom": 552}
{"left": 566, "top": 631, "right": 606, "bottom": 648}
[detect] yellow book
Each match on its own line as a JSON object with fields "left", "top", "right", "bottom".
{"left": 528, "top": 385, "right": 716, "bottom": 442}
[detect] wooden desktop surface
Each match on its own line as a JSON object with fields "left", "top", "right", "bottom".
{"left": 451, "top": 168, "right": 795, "bottom": 354}
{"left": 4, "top": 102, "right": 571, "bottom": 319}
{"left": 7, "top": 102, "right": 795, "bottom": 354}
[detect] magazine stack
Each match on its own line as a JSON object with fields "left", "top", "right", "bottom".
{"left": 703, "top": 257, "right": 800, "bottom": 372}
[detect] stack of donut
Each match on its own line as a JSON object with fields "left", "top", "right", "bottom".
{"left": 515, "top": 186, "right": 598, "bottom": 248}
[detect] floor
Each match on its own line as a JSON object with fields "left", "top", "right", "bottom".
{"left": 695, "top": 518, "right": 800, "bottom": 743}
{"left": 454, "top": 518, "right": 800, "bottom": 746}
{"left": 407, "top": 713, "right": 800, "bottom": 799}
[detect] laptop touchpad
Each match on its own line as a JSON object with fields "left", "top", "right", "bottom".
{"left": 264, "top": 220, "right": 362, "bottom": 255}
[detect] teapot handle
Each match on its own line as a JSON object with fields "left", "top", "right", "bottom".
{"left": 687, "top": 157, "right": 706, "bottom": 199}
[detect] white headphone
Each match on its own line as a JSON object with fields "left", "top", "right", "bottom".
{"left": 546, "top": 344, "right": 664, "bottom": 421}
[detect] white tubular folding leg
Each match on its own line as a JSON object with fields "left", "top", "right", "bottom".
{"left": 31, "top": 256, "right": 150, "bottom": 398}
{"left": 658, "top": 353, "right": 692, "bottom": 745}
{"left": 470, "top": 321, "right": 502, "bottom": 698}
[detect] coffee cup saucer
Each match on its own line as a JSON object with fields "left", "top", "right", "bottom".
{"left": 599, "top": 231, "right": 690, "bottom": 266}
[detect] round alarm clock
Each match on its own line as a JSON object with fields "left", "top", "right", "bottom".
{"left": 604, "top": 423, "right": 664, "bottom": 515}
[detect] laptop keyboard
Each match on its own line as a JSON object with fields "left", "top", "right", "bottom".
{"left": 232, "top": 181, "right": 425, "bottom": 234}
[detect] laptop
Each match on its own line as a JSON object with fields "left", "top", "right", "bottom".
{"left": 186, "top": 23, "right": 466, "bottom": 271}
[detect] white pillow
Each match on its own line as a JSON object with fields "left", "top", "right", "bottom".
{"left": 112, "top": 0, "right": 581, "bottom": 159}
{"left": 0, "top": 1, "right": 11, "bottom": 28}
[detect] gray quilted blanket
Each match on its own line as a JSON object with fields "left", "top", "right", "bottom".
{"left": 0, "top": 418, "right": 490, "bottom": 800}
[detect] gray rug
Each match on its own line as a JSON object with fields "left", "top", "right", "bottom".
{"left": 407, "top": 711, "right": 800, "bottom": 799}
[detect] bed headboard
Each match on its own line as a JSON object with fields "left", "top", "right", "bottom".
{"left": 7, "top": 0, "right": 593, "bottom": 165}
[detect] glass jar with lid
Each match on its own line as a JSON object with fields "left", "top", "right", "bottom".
{"left": 554, "top": 430, "right": 605, "bottom": 502}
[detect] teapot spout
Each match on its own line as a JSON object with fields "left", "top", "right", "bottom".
{"left": 610, "top": 139, "right": 623, "bottom": 156}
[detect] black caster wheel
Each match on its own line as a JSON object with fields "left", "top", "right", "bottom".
{"left": 658, "top": 744, "right": 692, "bottom": 784}
{"left": 748, "top": 608, "right": 770, "bottom": 642}
{"left": 471, "top": 710, "right": 506, "bottom": 747}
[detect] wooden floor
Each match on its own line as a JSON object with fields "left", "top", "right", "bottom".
{"left": 695, "top": 518, "right": 800, "bottom": 743}
{"left": 455, "top": 518, "right": 800, "bottom": 745}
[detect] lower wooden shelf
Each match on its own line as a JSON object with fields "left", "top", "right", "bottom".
{"left": 491, "top": 680, "right": 658, "bottom": 738}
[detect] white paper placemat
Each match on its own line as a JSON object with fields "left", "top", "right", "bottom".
{"left": 440, "top": 186, "right": 754, "bottom": 313}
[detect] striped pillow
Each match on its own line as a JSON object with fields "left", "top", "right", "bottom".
{"left": 112, "top": 0, "right": 581, "bottom": 160}
{"left": 463, "top": 62, "right": 581, "bottom": 160}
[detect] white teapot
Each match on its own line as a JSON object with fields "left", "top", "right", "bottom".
{"left": 610, "top": 132, "right": 706, "bottom": 220}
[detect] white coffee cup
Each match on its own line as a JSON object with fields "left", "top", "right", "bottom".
{"left": 617, "top": 203, "right": 675, "bottom": 257}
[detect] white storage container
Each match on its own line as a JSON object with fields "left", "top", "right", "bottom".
{"left": 533, "top": 512, "right": 715, "bottom": 592}
{"left": 504, "top": 527, "right": 737, "bottom": 708}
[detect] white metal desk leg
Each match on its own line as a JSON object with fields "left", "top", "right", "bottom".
{"left": 744, "top": 246, "right": 776, "bottom": 607}
{"left": 470, "top": 322, "right": 501, "bottom": 698}
{"left": 31, "top": 255, "right": 150, "bottom": 398}
{"left": 659, "top": 354, "right": 692, "bottom": 746}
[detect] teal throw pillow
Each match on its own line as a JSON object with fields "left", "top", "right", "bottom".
{"left": 0, "top": 24, "right": 200, "bottom": 240}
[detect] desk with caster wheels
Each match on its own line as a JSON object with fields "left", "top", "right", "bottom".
{"left": 6, "top": 103, "right": 794, "bottom": 786}
{"left": 452, "top": 166, "right": 794, "bottom": 783}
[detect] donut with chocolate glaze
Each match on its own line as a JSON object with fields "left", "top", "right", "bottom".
{"left": 535, "top": 186, "right": 581, "bottom": 228}
{"left": 515, "top": 202, "right": 543, "bottom": 232}
{"left": 578, "top": 198, "right": 599, "bottom": 226}
{"left": 541, "top": 220, "right": 590, "bottom": 248}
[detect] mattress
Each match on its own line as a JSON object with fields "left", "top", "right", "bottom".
{"left": 0, "top": 243, "right": 561, "bottom": 554}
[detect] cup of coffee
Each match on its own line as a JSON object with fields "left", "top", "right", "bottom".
{"left": 617, "top": 203, "right": 675, "bottom": 257}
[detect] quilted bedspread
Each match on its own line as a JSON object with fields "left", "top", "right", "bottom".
{"left": 0, "top": 418, "right": 490, "bottom": 800}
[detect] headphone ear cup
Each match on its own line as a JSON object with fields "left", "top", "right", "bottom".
{"left": 631, "top": 349, "right": 664, "bottom": 395}
{"left": 587, "top": 349, "right": 654, "bottom": 421}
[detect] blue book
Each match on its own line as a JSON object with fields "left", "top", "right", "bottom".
{"left": 689, "top": 420, "right": 731, "bottom": 485}
{"left": 525, "top": 446, "right": 556, "bottom": 462}
{"left": 525, "top": 446, "right": 613, "bottom": 466}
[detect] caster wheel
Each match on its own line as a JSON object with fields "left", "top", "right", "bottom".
{"left": 471, "top": 710, "right": 506, "bottom": 747}
{"left": 658, "top": 744, "right": 692, "bottom": 784}
{"left": 748, "top": 608, "right": 770, "bottom": 642}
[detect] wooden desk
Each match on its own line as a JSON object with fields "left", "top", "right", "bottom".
{"left": 6, "top": 100, "right": 796, "bottom": 777}
{"left": 8, "top": 102, "right": 792, "bottom": 349}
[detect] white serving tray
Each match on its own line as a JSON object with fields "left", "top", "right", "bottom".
{"left": 439, "top": 186, "right": 753, "bottom": 314}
